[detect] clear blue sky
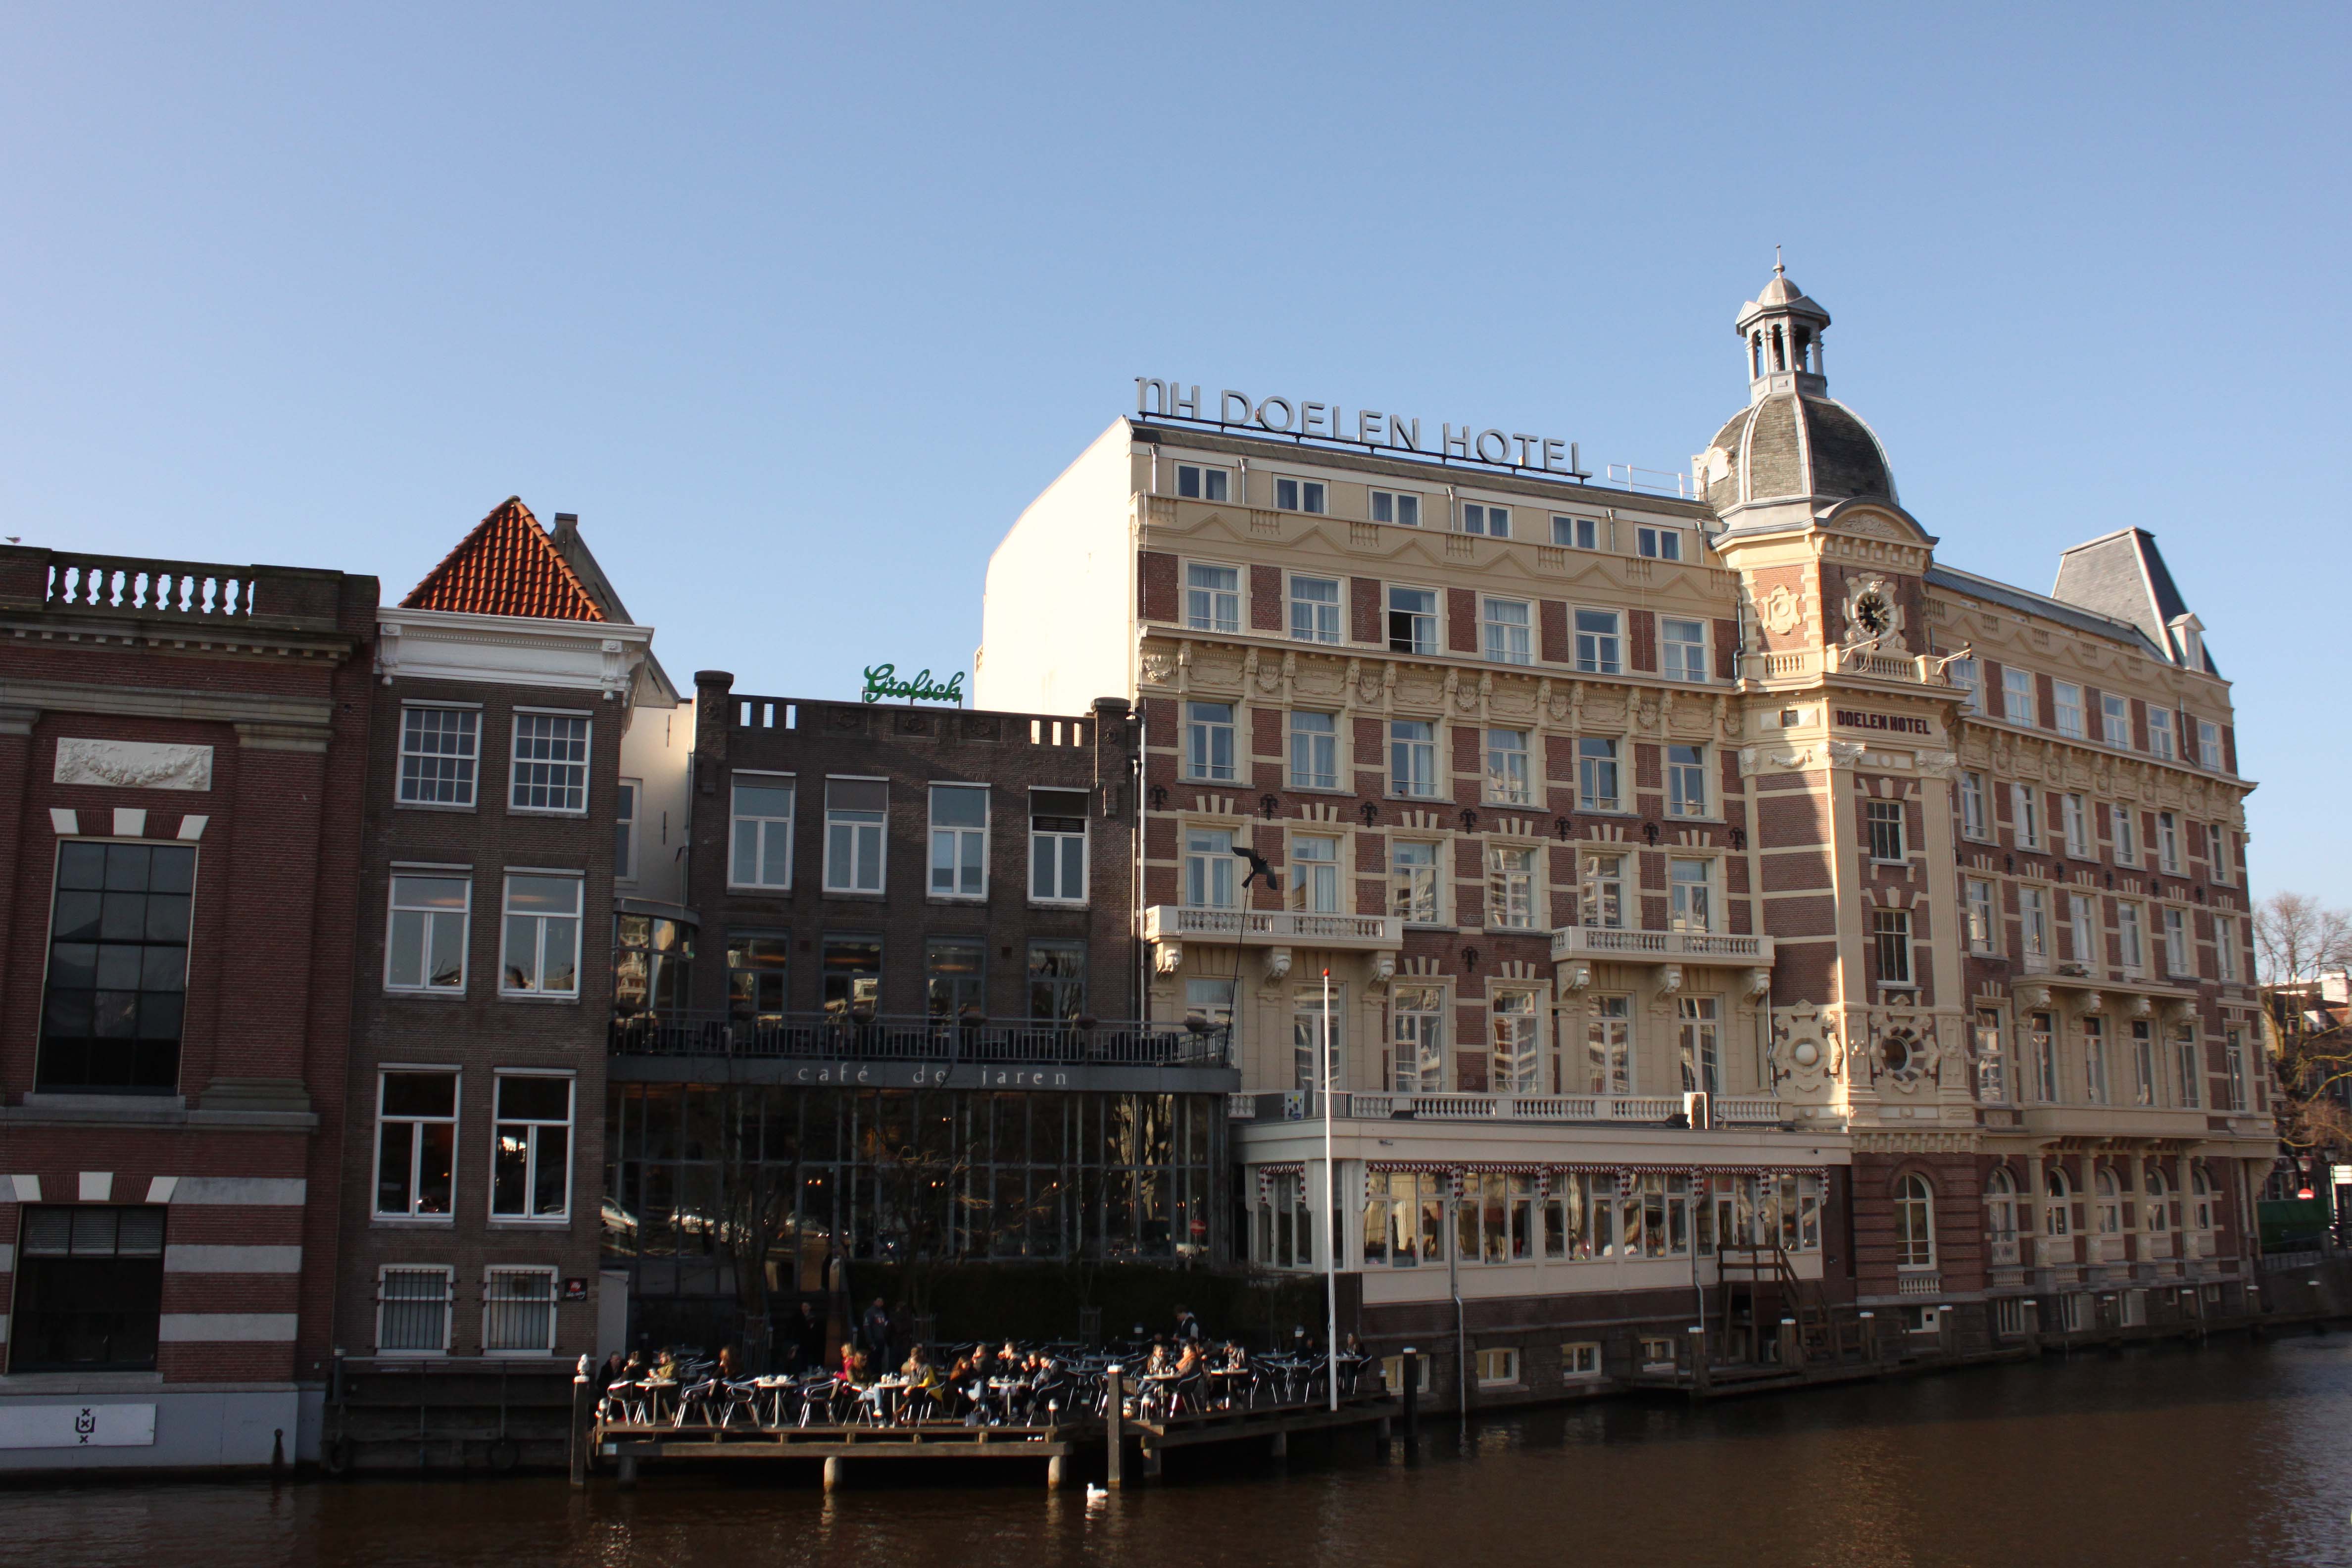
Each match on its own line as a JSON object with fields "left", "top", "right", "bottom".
{"left": 5, "top": 4, "right": 2345, "bottom": 892}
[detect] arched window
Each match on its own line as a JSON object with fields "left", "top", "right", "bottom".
{"left": 2044, "top": 1167, "right": 2073, "bottom": 1236}
{"left": 1895, "top": 1173, "right": 1936, "bottom": 1267}
{"left": 2190, "top": 1166, "right": 2215, "bottom": 1231}
{"left": 1986, "top": 1167, "right": 2019, "bottom": 1251}
{"left": 2145, "top": 1168, "right": 2173, "bottom": 1232}
{"left": 1751, "top": 332, "right": 1764, "bottom": 378}
{"left": 2095, "top": 1170, "right": 2122, "bottom": 1234}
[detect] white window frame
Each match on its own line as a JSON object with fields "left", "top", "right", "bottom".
{"left": 1581, "top": 852, "right": 1626, "bottom": 930}
{"left": 1174, "top": 463, "right": 1230, "bottom": 502}
{"left": 1960, "top": 772, "right": 1988, "bottom": 839}
{"left": 1578, "top": 737, "right": 1621, "bottom": 813}
{"left": 728, "top": 772, "right": 796, "bottom": 890}
{"left": 1291, "top": 833, "right": 1341, "bottom": 915}
{"left": 1391, "top": 983, "right": 1446, "bottom": 1092}
{"left": 1895, "top": 1175, "right": 1936, "bottom": 1268}
{"left": 2002, "top": 668, "right": 2037, "bottom": 727}
{"left": 1667, "top": 744, "right": 1709, "bottom": 819}
{"left": 1183, "top": 826, "right": 1236, "bottom": 910}
{"left": 1661, "top": 617, "right": 1709, "bottom": 683}
{"left": 1274, "top": 475, "right": 1327, "bottom": 514}
{"left": 1874, "top": 908, "right": 1914, "bottom": 987}
{"left": 508, "top": 709, "right": 592, "bottom": 816}
{"left": 489, "top": 1070, "right": 574, "bottom": 1223}
{"left": 1636, "top": 526, "right": 1682, "bottom": 561}
{"left": 2116, "top": 901, "right": 2146, "bottom": 975}
{"left": 614, "top": 777, "right": 639, "bottom": 882}
{"left": 1668, "top": 857, "right": 1714, "bottom": 934}
{"left": 2068, "top": 892, "right": 2098, "bottom": 970}
{"left": 2012, "top": 784, "right": 2042, "bottom": 850}
{"left": 1390, "top": 719, "right": 1440, "bottom": 798}
{"left": 1482, "top": 597, "right": 1532, "bottom": 665}
{"left": 498, "top": 872, "right": 584, "bottom": 998}
{"left": 481, "top": 1265, "right": 559, "bottom": 1357}
{"left": 2210, "top": 825, "right": 2235, "bottom": 885}
{"left": 1289, "top": 710, "right": 1339, "bottom": 791}
{"left": 2176, "top": 1024, "right": 2203, "bottom": 1108}
{"left": 1459, "top": 500, "right": 1510, "bottom": 537}
{"left": 2156, "top": 811, "right": 2182, "bottom": 875}
{"left": 1487, "top": 845, "right": 1537, "bottom": 931}
{"left": 1184, "top": 561, "right": 1241, "bottom": 633}
{"left": 1677, "top": 994, "right": 1721, "bottom": 1095}
{"left": 2021, "top": 886, "right": 2052, "bottom": 965}
{"left": 1287, "top": 574, "right": 1342, "bottom": 644}
{"left": 1184, "top": 701, "right": 1238, "bottom": 784}
{"left": 1572, "top": 607, "right": 1622, "bottom": 675}
{"left": 385, "top": 870, "right": 471, "bottom": 994}
{"left": 1370, "top": 489, "right": 1421, "bottom": 527}
{"left": 374, "top": 1067, "right": 459, "bottom": 1221}
{"left": 1587, "top": 994, "right": 1634, "bottom": 1095}
{"left": 1387, "top": 585, "right": 1438, "bottom": 655}
{"left": 1474, "top": 1346, "right": 1521, "bottom": 1387}
{"left": 2214, "top": 915, "right": 2239, "bottom": 983}
{"left": 1975, "top": 1008, "right": 2009, "bottom": 1104}
{"left": 927, "top": 784, "right": 989, "bottom": 901}
{"left": 1390, "top": 840, "right": 1441, "bottom": 925}
{"left": 1965, "top": 879, "right": 1997, "bottom": 953}
{"left": 1949, "top": 656, "right": 1982, "bottom": 714}
{"left": 397, "top": 703, "right": 481, "bottom": 808}
{"left": 2061, "top": 793, "right": 2090, "bottom": 860}
{"left": 1028, "top": 790, "right": 1089, "bottom": 906}
{"left": 1552, "top": 515, "right": 1599, "bottom": 550}
{"left": 2163, "top": 906, "right": 2190, "bottom": 977}
{"left": 376, "top": 1264, "right": 455, "bottom": 1357}
{"left": 2197, "top": 719, "right": 2222, "bottom": 771}
{"left": 1561, "top": 1341, "right": 1602, "bottom": 1381}
{"left": 1490, "top": 989, "right": 1542, "bottom": 1092}
{"left": 1484, "top": 729, "right": 1531, "bottom": 806}
{"left": 2131, "top": 1020, "right": 2156, "bottom": 1107}
{"left": 2101, "top": 692, "right": 2131, "bottom": 747}
{"left": 1867, "top": 799, "right": 1907, "bottom": 862}
{"left": 2111, "top": 804, "right": 2139, "bottom": 866}
{"left": 2083, "top": 1016, "right": 2110, "bottom": 1104}
{"left": 2053, "top": 681, "right": 2085, "bottom": 738}
{"left": 2147, "top": 706, "right": 2177, "bottom": 761}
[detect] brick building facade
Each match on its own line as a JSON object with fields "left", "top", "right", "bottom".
{"left": 0, "top": 545, "right": 374, "bottom": 1467}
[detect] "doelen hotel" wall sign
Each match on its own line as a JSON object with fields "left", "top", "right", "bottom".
{"left": 1135, "top": 378, "right": 1592, "bottom": 478}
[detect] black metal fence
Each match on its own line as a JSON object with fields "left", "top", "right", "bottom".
{"left": 609, "top": 1011, "right": 1232, "bottom": 1070}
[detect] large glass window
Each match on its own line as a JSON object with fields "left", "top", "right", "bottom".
{"left": 2013, "top": 785, "right": 2043, "bottom": 849}
{"left": 2111, "top": 804, "right": 2138, "bottom": 864}
{"left": 1553, "top": 514, "right": 1600, "bottom": 550}
{"left": 10, "top": 1206, "right": 166, "bottom": 1372}
{"left": 1387, "top": 587, "right": 1438, "bottom": 655}
{"left": 928, "top": 784, "right": 988, "bottom": 899}
{"left": 2061, "top": 793, "right": 2090, "bottom": 858}
{"left": 2175, "top": 1023, "right": 2202, "bottom": 1109}
{"left": 1460, "top": 501, "right": 1510, "bottom": 537}
{"left": 1491, "top": 990, "right": 1542, "bottom": 1095}
{"left": 2131, "top": 1019, "right": 2157, "bottom": 1106}
{"left": 1868, "top": 799, "right": 1907, "bottom": 861}
{"left": 1582, "top": 853, "right": 1625, "bottom": 929}
{"left": 1678, "top": 995, "right": 1721, "bottom": 1095}
{"left": 2002, "top": 668, "right": 2036, "bottom": 727}
{"left": 1363, "top": 1170, "right": 1448, "bottom": 1268}
{"left": 1184, "top": 702, "right": 1235, "bottom": 782}
{"left": 1288, "top": 575, "right": 1342, "bottom": 643}
{"left": 1573, "top": 609, "right": 1621, "bottom": 674}
{"left": 1487, "top": 846, "right": 1535, "bottom": 930}
{"left": 1028, "top": 940, "right": 1086, "bottom": 1022}
{"left": 1960, "top": 772, "right": 1988, "bottom": 837}
{"left": 491, "top": 1074, "right": 573, "bottom": 1220}
{"left": 1390, "top": 719, "right": 1439, "bottom": 797}
{"left": 729, "top": 775, "right": 795, "bottom": 889}
{"left": 1289, "top": 711, "right": 1338, "bottom": 791}
{"left": 1291, "top": 834, "right": 1340, "bottom": 914}
{"left": 1667, "top": 744, "right": 1708, "bottom": 817}
{"left": 387, "top": 873, "right": 469, "bottom": 993}
{"left": 2101, "top": 692, "right": 2131, "bottom": 746}
{"left": 1184, "top": 563, "right": 1239, "bottom": 632}
{"left": 1578, "top": 737, "right": 1620, "bottom": 811}
{"left": 509, "top": 712, "right": 590, "bottom": 814}
{"left": 821, "top": 934, "right": 882, "bottom": 1016}
{"left": 2198, "top": 719, "right": 2223, "bottom": 770}
{"left": 1370, "top": 490, "right": 1420, "bottom": 527}
{"left": 1973, "top": 1007, "right": 2008, "bottom": 1103}
{"left": 2117, "top": 901, "right": 2145, "bottom": 972}
{"left": 1669, "top": 859, "right": 1713, "bottom": 933}
{"left": 1292, "top": 987, "right": 1341, "bottom": 1091}
{"left": 500, "top": 874, "right": 582, "bottom": 996}
{"left": 727, "top": 932, "right": 789, "bottom": 1021}
{"left": 1485, "top": 729, "right": 1531, "bottom": 805}
{"left": 1965, "top": 878, "right": 1997, "bottom": 952}
{"left": 1028, "top": 789, "right": 1088, "bottom": 903}
{"left": 1183, "top": 827, "right": 1236, "bottom": 909}
{"left": 1389, "top": 840, "right": 1439, "bottom": 924}
{"left": 2030, "top": 1011, "right": 2058, "bottom": 1102}
{"left": 2021, "top": 886, "right": 2052, "bottom": 965}
{"left": 1391, "top": 984, "right": 1445, "bottom": 1092}
{"left": 1274, "top": 477, "right": 1326, "bottom": 514}
{"left": 399, "top": 705, "right": 480, "bottom": 806}
{"left": 613, "top": 912, "right": 693, "bottom": 1021}
{"left": 1894, "top": 1175, "right": 1936, "bottom": 1267}
{"left": 377, "top": 1070, "right": 457, "bottom": 1217}
{"left": 40, "top": 840, "right": 195, "bottom": 1093}
{"left": 1661, "top": 617, "right": 1708, "bottom": 682}
{"left": 2083, "top": 1016, "right": 2110, "bottom": 1103}
{"left": 925, "top": 937, "right": 984, "bottom": 1018}
{"left": 1586, "top": 996, "right": 1632, "bottom": 1095}
{"left": 1873, "top": 908, "right": 1913, "bottom": 986}
{"left": 1175, "top": 463, "right": 1229, "bottom": 501}
{"left": 1483, "top": 598, "right": 1531, "bottom": 665}
{"left": 2147, "top": 706, "right": 2177, "bottom": 761}
{"left": 2053, "top": 681, "right": 2085, "bottom": 737}
{"left": 823, "top": 778, "right": 888, "bottom": 892}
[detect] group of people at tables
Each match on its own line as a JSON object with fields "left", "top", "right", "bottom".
{"left": 598, "top": 1306, "right": 1372, "bottom": 1429}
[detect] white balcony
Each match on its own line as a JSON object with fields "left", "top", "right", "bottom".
{"left": 1551, "top": 927, "right": 1774, "bottom": 965}
{"left": 1144, "top": 906, "right": 1403, "bottom": 950}
{"left": 1258, "top": 1091, "right": 1790, "bottom": 1126}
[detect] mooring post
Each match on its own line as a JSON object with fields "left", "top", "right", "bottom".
{"left": 616, "top": 1451, "right": 637, "bottom": 1489}
{"left": 824, "top": 1455, "right": 846, "bottom": 1492}
{"left": 1399, "top": 1347, "right": 1419, "bottom": 1440}
{"left": 1104, "top": 1366, "right": 1125, "bottom": 1490}
{"left": 1046, "top": 1454, "right": 1065, "bottom": 1490}
{"left": 570, "top": 1354, "right": 593, "bottom": 1489}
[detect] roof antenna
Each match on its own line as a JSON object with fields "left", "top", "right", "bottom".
{"left": 1774, "top": 243, "right": 1784, "bottom": 277}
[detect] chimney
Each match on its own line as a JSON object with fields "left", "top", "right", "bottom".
{"left": 2323, "top": 969, "right": 2350, "bottom": 1006}
{"left": 551, "top": 512, "right": 581, "bottom": 549}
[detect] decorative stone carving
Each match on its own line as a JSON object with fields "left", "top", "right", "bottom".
{"left": 53, "top": 738, "right": 213, "bottom": 792}
{"left": 2076, "top": 991, "right": 2105, "bottom": 1015}
{"left": 1770, "top": 1002, "right": 1841, "bottom": 1099}
{"left": 1558, "top": 960, "right": 1592, "bottom": 994}
{"left": 2015, "top": 984, "right": 2053, "bottom": 1011}
{"left": 1263, "top": 947, "right": 1292, "bottom": 983}
{"left": 1371, "top": 953, "right": 1396, "bottom": 987}
{"left": 1840, "top": 573, "right": 1909, "bottom": 654}
{"left": 1152, "top": 940, "right": 1183, "bottom": 976}
{"left": 1764, "top": 585, "right": 1800, "bottom": 637}
{"left": 1140, "top": 653, "right": 1175, "bottom": 686}
{"left": 2128, "top": 994, "right": 2153, "bottom": 1019}
{"left": 1744, "top": 967, "right": 1772, "bottom": 1000}
{"left": 1657, "top": 964, "right": 1684, "bottom": 996}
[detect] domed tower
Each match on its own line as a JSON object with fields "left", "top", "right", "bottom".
{"left": 1695, "top": 261, "right": 1900, "bottom": 528}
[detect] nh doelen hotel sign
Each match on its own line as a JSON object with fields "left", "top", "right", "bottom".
{"left": 1834, "top": 709, "right": 1932, "bottom": 735}
{"left": 1136, "top": 378, "right": 1590, "bottom": 478}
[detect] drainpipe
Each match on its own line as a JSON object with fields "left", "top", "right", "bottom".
{"left": 1448, "top": 1190, "right": 1467, "bottom": 1417}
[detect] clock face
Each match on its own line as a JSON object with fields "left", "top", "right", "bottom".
{"left": 1855, "top": 593, "right": 1890, "bottom": 634}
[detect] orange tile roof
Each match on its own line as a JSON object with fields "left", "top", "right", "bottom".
{"left": 400, "top": 497, "right": 606, "bottom": 621}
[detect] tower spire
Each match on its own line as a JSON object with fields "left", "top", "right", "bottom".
{"left": 1735, "top": 261, "right": 1831, "bottom": 403}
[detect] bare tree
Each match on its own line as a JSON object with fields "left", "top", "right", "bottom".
{"left": 2254, "top": 891, "right": 2352, "bottom": 987}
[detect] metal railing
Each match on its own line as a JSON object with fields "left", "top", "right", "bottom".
{"left": 1550, "top": 927, "right": 1773, "bottom": 963}
{"left": 609, "top": 1010, "right": 1233, "bottom": 1069}
{"left": 1143, "top": 906, "right": 1404, "bottom": 948}
{"left": 1242, "top": 1090, "right": 1785, "bottom": 1126}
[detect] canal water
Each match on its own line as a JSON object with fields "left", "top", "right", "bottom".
{"left": 17, "top": 1336, "right": 2352, "bottom": 1568}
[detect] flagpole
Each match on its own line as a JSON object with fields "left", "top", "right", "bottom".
{"left": 1323, "top": 965, "right": 1338, "bottom": 1413}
